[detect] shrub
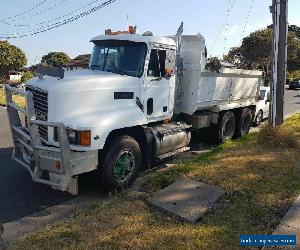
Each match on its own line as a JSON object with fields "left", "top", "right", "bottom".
{"left": 287, "top": 70, "right": 300, "bottom": 82}
{"left": 21, "top": 71, "right": 35, "bottom": 83}
{"left": 257, "top": 124, "right": 298, "bottom": 149}
{"left": 205, "top": 57, "right": 222, "bottom": 73}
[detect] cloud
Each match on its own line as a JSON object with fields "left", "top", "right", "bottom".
{"left": 290, "top": 16, "right": 300, "bottom": 26}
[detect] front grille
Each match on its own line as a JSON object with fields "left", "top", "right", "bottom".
{"left": 26, "top": 86, "right": 48, "bottom": 140}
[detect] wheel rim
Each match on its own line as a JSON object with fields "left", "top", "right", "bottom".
{"left": 256, "top": 111, "right": 262, "bottom": 124}
{"left": 113, "top": 151, "right": 135, "bottom": 182}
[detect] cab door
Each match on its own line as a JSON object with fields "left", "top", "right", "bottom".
{"left": 144, "top": 48, "right": 176, "bottom": 121}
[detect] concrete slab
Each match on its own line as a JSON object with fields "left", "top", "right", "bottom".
{"left": 268, "top": 195, "right": 300, "bottom": 249}
{"left": 272, "top": 224, "right": 300, "bottom": 249}
{"left": 149, "top": 178, "right": 225, "bottom": 223}
{"left": 280, "top": 205, "right": 300, "bottom": 230}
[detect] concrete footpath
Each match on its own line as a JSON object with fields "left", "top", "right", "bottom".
{"left": 272, "top": 195, "right": 300, "bottom": 248}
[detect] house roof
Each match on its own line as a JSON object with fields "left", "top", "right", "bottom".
{"left": 64, "top": 54, "right": 91, "bottom": 67}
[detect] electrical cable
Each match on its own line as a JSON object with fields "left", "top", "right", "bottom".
{"left": 209, "top": 0, "right": 237, "bottom": 56}
{"left": 0, "top": 0, "right": 104, "bottom": 28}
{"left": 239, "top": 0, "right": 255, "bottom": 44}
{"left": 5, "top": 0, "right": 69, "bottom": 24}
{"left": 1, "top": 0, "right": 49, "bottom": 21}
{"left": 0, "top": 0, "right": 116, "bottom": 39}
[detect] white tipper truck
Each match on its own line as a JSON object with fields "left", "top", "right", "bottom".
{"left": 5, "top": 25, "right": 262, "bottom": 194}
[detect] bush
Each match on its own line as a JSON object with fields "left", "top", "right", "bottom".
{"left": 205, "top": 57, "right": 222, "bottom": 73}
{"left": 287, "top": 70, "right": 300, "bottom": 82}
{"left": 21, "top": 71, "right": 35, "bottom": 83}
{"left": 257, "top": 124, "right": 298, "bottom": 149}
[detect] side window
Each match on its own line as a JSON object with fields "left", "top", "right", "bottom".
{"left": 148, "top": 49, "right": 160, "bottom": 77}
{"left": 259, "top": 90, "right": 266, "bottom": 101}
{"left": 165, "top": 49, "right": 176, "bottom": 76}
{"left": 148, "top": 49, "right": 175, "bottom": 78}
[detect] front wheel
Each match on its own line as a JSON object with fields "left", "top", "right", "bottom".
{"left": 99, "top": 135, "right": 142, "bottom": 192}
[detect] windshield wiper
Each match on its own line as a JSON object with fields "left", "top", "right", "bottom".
{"left": 107, "top": 68, "right": 128, "bottom": 76}
{"left": 89, "top": 65, "right": 102, "bottom": 70}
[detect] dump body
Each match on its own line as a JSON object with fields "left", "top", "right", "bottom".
{"left": 177, "top": 35, "right": 262, "bottom": 115}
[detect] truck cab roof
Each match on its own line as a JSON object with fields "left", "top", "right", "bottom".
{"left": 90, "top": 34, "right": 177, "bottom": 47}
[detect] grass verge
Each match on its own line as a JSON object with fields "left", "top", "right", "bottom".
{"left": 0, "top": 88, "right": 25, "bottom": 108}
{"left": 14, "top": 115, "right": 300, "bottom": 250}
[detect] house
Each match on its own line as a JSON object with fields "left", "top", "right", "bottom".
{"left": 64, "top": 54, "right": 91, "bottom": 71}
{"left": 7, "top": 71, "right": 23, "bottom": 82}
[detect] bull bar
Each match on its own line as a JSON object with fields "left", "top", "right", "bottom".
{"left": 4, "top": 85, "right": 98, "bottom": 195}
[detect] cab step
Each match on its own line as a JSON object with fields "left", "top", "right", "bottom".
{"left": 156, "top": 147, "right": 190, "bottom": 161}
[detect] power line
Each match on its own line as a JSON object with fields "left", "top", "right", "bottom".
{"left": 209, "top": 0, "right": 237, "bottom": 56}
{"left": 5, "top": 0, "right": 69, "bottom": 24}
{"left": 239, "top": 0, "right": 255, "bottom": 44}
{"left": 0, "top": 0, "right": 104, "bottom": 28}
{"left": 0, "top": 0, "right": 49, "bottom": 21}
{"left": 0, "top": 0, "right": 117, "bottom": 39}
{"left": 222, "top": 0, "right": 237, "bottom": 56}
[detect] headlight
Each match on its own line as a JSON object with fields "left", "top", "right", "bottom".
{"left": 54, "top": 128, "right": 91, "bottom": 146}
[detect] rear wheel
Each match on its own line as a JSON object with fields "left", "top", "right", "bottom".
{"left": 99, "top": 135, "right": 142, "bottom": 191}
{"left": 236, "top": 108, "right": 252, "bottom": 137}
{"left": 216, "top": 111, "right": 235, "bottom": 143}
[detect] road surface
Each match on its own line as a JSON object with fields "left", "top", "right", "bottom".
{"left": 0, "top": 89, "right": 299, "bottom": 224}
{"left": 285, "top": 87, "right": 300, "bottom": 117}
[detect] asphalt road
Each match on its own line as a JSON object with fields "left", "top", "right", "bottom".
{"left": 284, "top": 87, "right": 300, "bottom": 117}
{"left": 0, "top": 89, "right": 300, "bottom": 224}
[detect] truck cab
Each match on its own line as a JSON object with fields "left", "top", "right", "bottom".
{"left": 5, "top": 31, "right": 191, "bottom": 194}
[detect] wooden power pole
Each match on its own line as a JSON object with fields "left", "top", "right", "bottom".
{"left": 270, "top": 0, "right": 288, "bottom": 126}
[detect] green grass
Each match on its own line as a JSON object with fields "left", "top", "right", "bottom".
{"left": 14, "top": 114, "right": 300, "bottom": 250}
{"left": 0, "top": 88, "right": 25, "bottom": 108}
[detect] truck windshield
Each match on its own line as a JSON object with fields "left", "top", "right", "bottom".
{"left": 90, "top": 40, "right": 147, "bottom": 77}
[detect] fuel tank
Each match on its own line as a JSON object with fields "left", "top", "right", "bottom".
{"left": 150, "top": 122, "right": 191, "bottom": 156}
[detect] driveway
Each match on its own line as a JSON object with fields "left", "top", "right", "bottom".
{"left": 0, "top": 88, "right": 299, "bottom": 224}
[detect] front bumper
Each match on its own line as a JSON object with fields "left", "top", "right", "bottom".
{"left": 5, "top": 85, "right": 98, "bottom": 195}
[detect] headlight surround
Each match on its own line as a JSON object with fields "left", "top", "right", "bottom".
{"left": 54, "top": 128, "right": 91, "bottom": 146}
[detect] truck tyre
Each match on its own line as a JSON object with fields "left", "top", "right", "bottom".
{"left": 236, "top": 108, "right": 252, "bottom": 137}
{"left": 99, "top": 135, "right": 142, "bottom": 191}
{"left": 217, "top": 111, "right": 235, "bottom": 143}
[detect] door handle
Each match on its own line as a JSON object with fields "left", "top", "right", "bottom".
{"left": 150, "top": 77, "right": 162, "bottom": 82}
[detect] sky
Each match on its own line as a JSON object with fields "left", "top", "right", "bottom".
{"left": 0, "top": 0, "right": 299, "bottom": 66}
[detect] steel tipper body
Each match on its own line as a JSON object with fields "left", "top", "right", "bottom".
{"left": 5, "top": 26, "right": 262, "bottom": 194}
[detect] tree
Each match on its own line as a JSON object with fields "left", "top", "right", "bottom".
{"left": 21, "top": 71, "right": 35, "bottom": 83}
{"left": 205, "top": 57, "right": 222, "bottom": 73}
{"left": 240, "top": 28, "right": 273, "bottom": 69}
{"left": 288, "top": 25, "right": 300, "bottom": 39}
{"left": 224, "top": 26, "right": 300, "bottom": 72}
{"left": 41, "top": 52, "right": 70, "bottom": 67}
{"left": 0, "top": 41, "right": 27, "bottom": 82}
{"left": 223, "top": 47, "right": 241, "bottom": 64}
